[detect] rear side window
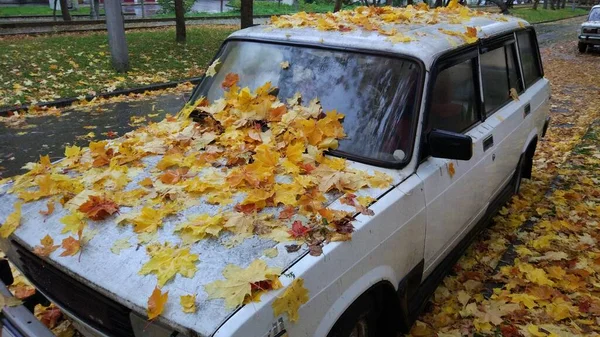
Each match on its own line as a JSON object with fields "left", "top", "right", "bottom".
{"left": 480, "top": 43, "right": 523, "bottom": 115}
{"left": 429, "top": 59, "right": 479, "bottom": 134}
{"left": 516, "top": 30, "right": 542, "bottom": 88}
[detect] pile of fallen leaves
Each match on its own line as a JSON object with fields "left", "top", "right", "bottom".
{"left": 411, "top": 42, "right": 600, "bottom": 336}
{"left": 0, "top": 73, "right": 392, "bottom": 322}
{"left": 270, "top": 0, "right": 508, "bottom": 44}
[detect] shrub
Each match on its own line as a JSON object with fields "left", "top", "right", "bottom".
{"left": 157, "top": 0, "right": 195, "bottom": 13}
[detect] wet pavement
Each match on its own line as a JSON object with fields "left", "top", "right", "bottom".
{"left": 0, "top": 16, "right": 591, "bottom": 179}
{"left": 0, "top": 93, "right": 187, "bottom": 178}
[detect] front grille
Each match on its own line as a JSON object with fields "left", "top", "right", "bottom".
{"left": 584, "top": 27, "right": 599, "bottom": 34}
{"left": 13, "top": 241, "right": 135, "bottom": 337}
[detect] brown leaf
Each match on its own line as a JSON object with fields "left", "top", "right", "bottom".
{"left": 39, "top": 201, "right": 55, "bottom": 216}
{"left": 33, "top": 234, "right": 60, "bottom": 257}
{"left": 221, "top": 73, "right": 240, "bottom": 89}
{"left": 147, "top": 286, "right": 168, "bottom": 320}
{"left": 59, "top": 236, "right": 80, "bottom": 257}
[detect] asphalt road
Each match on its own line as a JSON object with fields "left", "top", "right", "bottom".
{"left": 0, "top": 16, "right": 590, "bottom": 179}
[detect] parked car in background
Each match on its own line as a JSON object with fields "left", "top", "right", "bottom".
{"left": 0, "top": 4, "right": 550, "bottom": 337}
{"left": 579, "top": 5, "right": 600, "bottom": 53}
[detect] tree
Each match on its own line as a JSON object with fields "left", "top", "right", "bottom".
{"left": 105, "top": 0, "right": 129, "bottom": 72}
{"left": 90, "top": 0, "right": 100, "bottom": 19}
{"left": 334, "top": 0, "right": 343, "bottom": 11}
{"left": 533, "top": 0, "right": 540, "bottom": 9}
{"left": 241, "top": 0, "right": 253, "bottom": 29}
{"left": 486, "top": 0, "right": 510, "bottom": 13}
{"left": 174, "top": 0, "right": 186, "bottom": 42}
{"left": 386, "top": 0, "right": 392, "bottom": 5}
{"left": 59, "top": 0, "right": 72, "bottom": 21}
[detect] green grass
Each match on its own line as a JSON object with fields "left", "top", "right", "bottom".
{"left": 509, "top": 7, "right": 589, "bottom": 23}
{"left": 152, "top": 1, "right": 353, "bottom": 18}
{"left": 0, "top": 5, "right": 102, "bottom": 17}
{"left": 0, "top": 26, "right": 234, "bottom": 107}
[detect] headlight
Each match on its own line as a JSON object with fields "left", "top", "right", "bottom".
{"left": 582, "top": 27, "right": 598, "bottom": 34}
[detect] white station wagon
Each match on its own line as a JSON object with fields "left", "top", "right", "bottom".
{"left": 579, "top": 5, "right": 600, "bottom": 53}
{"left": 0, "top": 5, "right": 550, "bottom": 337}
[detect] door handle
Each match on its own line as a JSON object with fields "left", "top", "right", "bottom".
{"left": 524, "top": 103, "right": 531, "bottom": 117}
{"left": 483, "top": 135, "right": 494, "bottom": 151}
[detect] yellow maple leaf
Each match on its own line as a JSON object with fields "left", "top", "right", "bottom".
{"left": 180, "top": 294, "right": 197, "bottom": 313}
{"left": 285, "top": 141, "right": 304, "bottom": 164}
{"left": 273, "top": 183, "right": 304, "bottom": 207}
{"left": 64, "top": 145, "right": 82, "bottom": 158}
{"left": 0, "top": 202, "right": 22, "bottom": 238}
{"left": 117, "top": 207, "right": 165, "bottom": 233}
{"left": 205, "top": 260, "right": 281, "bottom": 309}
{"left": 147, "top": 286, "right": 168, "bottom": 320}
{"left": 60, "top": 211, "right": 87, "bottom": 235}
{"left": 272, "top": 278, "right": 309, "bottom": 323}
{"left": 206, "top": 58, "right": 220, "bottom": 77}
{"left": 175, "top": 214, "right": 225, "bottom": 244}
{"left": 509, "top": 293, "right": 538, "bottom": 309}
{"left": 139, "top": 243, "right": 199, "bottom": 286}
{"left": 366, "top": 170, "right": 393, "bottom": 188}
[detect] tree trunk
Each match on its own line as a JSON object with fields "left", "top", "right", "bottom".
{"left": 105, "top": 0, "right": 129, "bottom": 72}
{"left": 433, "top": 0, "right": 443, "bottom": 7}
{"left": 59, "top": 0, "right": 71, "bottom": 21}
{"left": 560, "top": 0, "right": 566, "bottom": 8}
{"left": 174, "top": 0, "right": 186, "bottom": 42}
{"left": 543, "top": 0, "right": 548, "bottom": 9}
{"left": 533, "top": 0, "right": 539, "bottom": 9}
{"left": 53, "top": 0, "right": 58, "bottom": 21}
{"left": 334, "top": 0, "right": 343, "bottom": 12}
{"left": 90, "top": 0, "right": 100, "bottom": 19}
{"left": 241, "top": 0, "right": 253, "bottom": 29}
{"left": 407, "top": 0, "right": 413, "bottom": 4}
{"left": 386, "top": 0, "right": 392, "bottom": 6}
{"left": 487, "top": 0, "right": 509, "bottom": 13}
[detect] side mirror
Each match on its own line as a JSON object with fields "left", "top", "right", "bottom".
{"left": 428, "top": 129, "right": 473, "bottom": 160}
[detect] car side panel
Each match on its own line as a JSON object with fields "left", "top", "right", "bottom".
{"left": 214, "top": 175, "right": 426, "bottom": 337}
{"left": 483, "top": 78, "right": 550, "bottom": 201}
{"left": 418, "top": 122, "right": 491, "bottom": 278}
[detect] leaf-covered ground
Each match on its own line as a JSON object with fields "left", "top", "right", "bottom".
{"left": 0, "top": 25, "right": 234, "bottom": 108}
{"left": 411, "top": 42, "right": 600, "bottom": 336}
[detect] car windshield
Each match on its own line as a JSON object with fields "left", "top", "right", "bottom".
{"left": 590, "top": 8, "right": 600, "bottom": 21}
{"left": 190, "top": 40, "right": 422, "bottom": 164}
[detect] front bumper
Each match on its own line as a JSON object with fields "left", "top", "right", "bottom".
{"left": 578, "top": 35, "right": 600, "bottom": 44}
{"left": 0, "top": 277, "right": 54, "bottom": 337}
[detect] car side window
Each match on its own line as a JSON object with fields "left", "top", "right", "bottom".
{"left": 516, "top": 30, "right": 542, "bottom": 88}
{"left": 428, "top": 59, "right": 479, "bottom": 134}
{"left": 480, "top": 42, "right": 523, "bottom": 116}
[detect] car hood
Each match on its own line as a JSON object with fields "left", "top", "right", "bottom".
{"left": 0, "top": 158, "right": 402, "bottom": 336}
{"left": 581, "top": 21, "right": 600, "bottom": 28}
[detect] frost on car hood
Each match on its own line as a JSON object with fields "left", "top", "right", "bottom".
{"left": 0, "top": 76, "right": 399, "bottom": 336}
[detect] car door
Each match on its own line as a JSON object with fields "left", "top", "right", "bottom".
{"left": 416, "top": 48, "right": 492, "bottom": 278}
{"left": 480, "top": 30, "right": 548, "bottom": 202}
{"left": 478, "top": 34, "right": 528, "bottom": 202}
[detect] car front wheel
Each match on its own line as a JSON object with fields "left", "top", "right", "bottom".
{"left": 578, "top": 42, "right": 587, "bottom": 53}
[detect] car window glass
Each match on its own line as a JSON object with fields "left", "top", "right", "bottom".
{"left": 517, "top": 31, "right": 542, "bottom": 88}
{"left": 193, "top": 41, "right": 421, "bottom": 163}
{"left": 480, "top": 47, "right": 509, "bottom": 115}
{"left": 480, "top": 43, "right": 523, "bottom": 116}
{"left": 589, "top": 8, "right": 600, "bottom": 21}
{"left": 506, "top": 43, "right": 523, "bottom": 94}
{"left": 428, "top": 59, "right": 479, "bottom": 134}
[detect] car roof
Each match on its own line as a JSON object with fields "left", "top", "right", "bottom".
{"left": 230, "top": 4, "right": 529, "bottom": 70}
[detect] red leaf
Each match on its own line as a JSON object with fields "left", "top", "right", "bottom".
{"left": 289, "top": 220, "right": 310, "bottom": 238}
{"left": 234, "top": 203, "right": 258, "bottom": 214}
{"left": 78, "top": 195, "right": 119, "bottom": 221}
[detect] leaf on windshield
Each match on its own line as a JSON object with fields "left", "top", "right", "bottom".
{"left": 221, "top": 73, "right": 239, "bottom": 89}
{"left": 280, "top": 61, "right": 290, "bottom": 69}
{"left": 206, "top": 58, "right": 220, "bottom": 77}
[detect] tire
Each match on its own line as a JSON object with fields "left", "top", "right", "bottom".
{"left": 578, "top": 42, "right": 587, "bottom": 53}
{"left": 512, "top": 155, "right": 524, "bottom": 195}
{"left": 327, "top": 292, "right": 394, "bottom": 337}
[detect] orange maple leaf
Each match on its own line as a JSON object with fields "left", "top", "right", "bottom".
{"left": 78, "top": 195, "right": 119, "bottom": 221}
{"left": 59, "top": 236, "right": 81, "bottom": 257}
{"left": 39, "top": 201, "right": 55, "bottom": 216}
{"left": 159, "top": 168, "right": 189, "bottom": 185}
{"left": 147, "top": 286, "right": 169, "bottom": 320}
{"left": 33, "top": 234, "right": 60, "bottom": 257}
{"left": 221, "top": 73, "right": 240, "bottom": 89}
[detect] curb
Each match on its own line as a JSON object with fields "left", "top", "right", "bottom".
{"left": 0, "top": 77, "right": 202, "bottom": 117}
{"left": 530, "top": 13, "right": 588, "bottom": 25}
